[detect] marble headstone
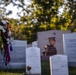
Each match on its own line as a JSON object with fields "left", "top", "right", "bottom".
{"left": 37, "top": 30, "right": 71, "bottom": 55}
{"left": 32, "top": 41, "right": 38, "bottom": 47}
{"left": 50, "top": 55, "right": 68, "bottom": 75}
{"left": 0, "top": 40, "right": 27, "bottom": 69}
{"left": 26, "top": 47, "right": 41, "bottom": 75}
{"left": 63, "top": 33, "right": 76, "bottom": 66}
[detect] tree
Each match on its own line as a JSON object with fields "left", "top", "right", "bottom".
{"left": 66, "top": 0, "right": 76, "bottom": 32}
{"left": 28, "top": 0, "right": 64, "bottom": 30}
{"left": 0, "top": 0, "right": 76, "bottom": 44}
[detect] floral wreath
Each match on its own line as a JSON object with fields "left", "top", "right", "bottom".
{"left": 0, "top": 19, "right": 13, "bottom": 66}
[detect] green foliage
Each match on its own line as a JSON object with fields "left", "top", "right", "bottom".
{"left": 64, "top": 0, "right": 76, "bottom": 32}
{"left": 0, "top": 0, "right": 76, "bottom": 44}
{"left": 29, "top": 0, "right": 64, "bottom": 30}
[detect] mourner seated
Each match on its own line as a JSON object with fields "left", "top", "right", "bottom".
{"left": 42, "top": 37, "right": 57, "bottom": 56}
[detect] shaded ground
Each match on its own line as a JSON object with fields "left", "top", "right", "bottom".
{"left": 0, "top": 61, "right": 76, "bottom": 75}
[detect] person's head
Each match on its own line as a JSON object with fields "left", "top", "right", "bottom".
{"left": 48, "top": 37, "right": 56, "bottom": 45}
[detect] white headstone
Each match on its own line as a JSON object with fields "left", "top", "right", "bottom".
{"left": 37, "top": 30, "right": 71, "bottom": 55}
{"left": 26, "top": 47, "right": 41, "bottom": 74}
{"left": 63, "top": 33, "right": 76, "bottom": 66}
{"left": 11, "top": 40, "right": 27, "bottom": 47}
{"left": 32, "top": 41, "right": 38, "bottom": 47}
{"left": 74, "top": 0, "right": 76, "bottom": 1}
{"left": 50, "top": 55, "right": 68, "bottom": 75}
{"left": 0, "top": 40, "right": 27, "bottom": 69}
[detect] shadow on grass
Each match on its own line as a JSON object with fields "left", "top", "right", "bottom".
{"left": 69, "top": 66, "right": 76, "bottom": 75}
{"left": 0, "top": 61, "right": 76, "bottom": 75}
{"left": 0, "top": 69, "right": 25, "bottom": 74}
{"left": 41, "top": 61, "right": 50, "bottom": 75}
{"left": 41, "top": 61, "right": 76, "bottom": 75}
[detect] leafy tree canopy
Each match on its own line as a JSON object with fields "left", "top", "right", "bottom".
{"left": 0, "top": 0, "right": 76, "bottom": 44}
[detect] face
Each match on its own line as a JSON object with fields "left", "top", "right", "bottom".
{"left": 49, "top": 39, "right": 55, "bottom": 45}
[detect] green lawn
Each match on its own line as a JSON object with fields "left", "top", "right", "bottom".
{"left": 0, "top": 61, "right": 76, "bottom": 75}
{"left": 69, "top": 66, "right": 76, "bottom": 75}
{"left": 0, "top": 69, "right": 25, "bottom": 75}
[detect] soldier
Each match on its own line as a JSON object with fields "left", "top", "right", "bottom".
{"left": 43, "top": 37, "right": 57, "bottom": 56}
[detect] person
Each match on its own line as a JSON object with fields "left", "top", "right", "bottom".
{"left": 43, "top": 37, "right": 57, "bottom": 56}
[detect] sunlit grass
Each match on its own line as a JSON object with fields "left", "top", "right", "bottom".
{"left": 0, "top": 72, "right": 21, "bottom": 75}
{"left": 0, "top": 69, "right": 25, "bottom": 75}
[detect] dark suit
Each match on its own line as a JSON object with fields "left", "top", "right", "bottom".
{"left": 43, "top": 44, "right": 57, "bottom": 56}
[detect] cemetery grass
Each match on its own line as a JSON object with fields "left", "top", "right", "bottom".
{"left": 0, "top": 61, "right": 76, "bottom": 75}
{"left": 0, "top": 69, "right": 25, "bottom": 75}
{"left": 41, "top": 61, "right": 76, "bottom": 75}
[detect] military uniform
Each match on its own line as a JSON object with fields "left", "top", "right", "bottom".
{"left": 43, "top": 44, "right": 57, "bottom": 56}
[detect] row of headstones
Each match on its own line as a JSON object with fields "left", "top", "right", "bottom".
{"left": 26, "top": 47, "right": 69, "bottom": 75}
{"left": 0, "top": 44, "right": 68, "bottom": 75}
{"left": 37, "top": 30, "right": 76, "bottom": 66}
{"left": 26, "top": 32, "right": 76, "bottom": 75}
{"left": 0, "top": 40, "right": 27, "bottom": 69}
{"left": 0, "top": 40, "right": 37, "bottom": 69}
{"left": 0, "top": 40, "right": 66, "bottom": 75}
{"left": 0, "top": 30, "right": 76, "bottom": 75}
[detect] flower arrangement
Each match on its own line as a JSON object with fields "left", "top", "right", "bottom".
{"left": 27, "top": 66, "right": 31, "bottom": 71}
{"left": 26, "top": 66, "right": 32, "bottom": 74}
